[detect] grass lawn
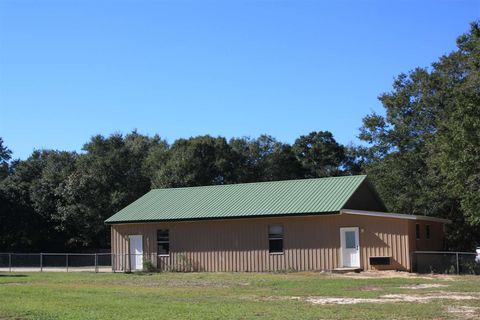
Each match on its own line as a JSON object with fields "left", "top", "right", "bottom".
{"left": 0, "top": 271, "right": 479, "bottom": 319}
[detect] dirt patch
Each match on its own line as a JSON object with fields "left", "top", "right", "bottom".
{"left": 381, "top": 293, "right": 479, "bottom": 303}
{"left": 333, "top": 270, "right": 456, "bottom": 281}
{"left": 399, "top": 283, "right": 449, "bottom": 290}
{"left": 355, "top": 285, "right": 382, "bottom": 291}
{"left": 0, "top": 282, "right": 27, "bottom": 286}
{"left": 295, "top": 297, "right": 385, "bottom": 305}
{"left": 447, "top": 306, "right": 480, "bottom": 319}
{"left": 287, "top": 292, "right": 480, "bottom": 305}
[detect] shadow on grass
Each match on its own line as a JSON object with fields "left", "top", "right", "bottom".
{"left": 0, "top": 274, "right": 28, "bottom": 277}
{"left": 125, "top": 272, "right": 156, "bottom": 276}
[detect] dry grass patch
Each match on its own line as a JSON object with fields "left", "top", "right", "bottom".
{"left": 288, "top": 292, "right": 480, "bottom": 305}
{"left": 446, "top": 305, "right": 480, "bottom": 319}
{"left": 1, "top": 271, "right": 479, "bottom": 319}
{"left": 399, "top": 283, "right": 449, "bottom": 289}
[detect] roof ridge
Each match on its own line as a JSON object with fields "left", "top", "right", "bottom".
{"left": 152, "top": 175, "right": 367, "bottom": 191}
{"left": 105, "top": 174, "right": 374, "bottom": 223}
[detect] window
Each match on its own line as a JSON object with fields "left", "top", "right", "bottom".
{"left": 345, "top": 231, "right": 357, "bottom": 249}
{"left": 157, "top": 229, "right": 170, "bottom": 255}
{"left": 268, "top": 225, "right": 283, "bottom": 253}
{"left": 425, "top": 225, "right": 430, "bottom": 240}
{"left": 415, "top": 223, "right": 420, "bottom": 240}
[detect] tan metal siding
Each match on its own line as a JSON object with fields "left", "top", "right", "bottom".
{"left": 110, "top": 214, "right": 435, "bottom": 272}
{"left": 408, "top": 220, "right": 445, "bottom": 252}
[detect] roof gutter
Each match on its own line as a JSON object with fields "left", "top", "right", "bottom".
{"left": 340, "top": 209, "right": 451, "bottom": 224}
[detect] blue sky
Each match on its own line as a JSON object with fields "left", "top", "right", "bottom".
{"left": 0, "top": 0, "right": 478, "bottom": 159}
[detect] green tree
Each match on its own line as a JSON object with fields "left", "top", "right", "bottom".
{"left": 142, "top": 138, "right": 169, "bottom": 181}
{"left": 0, "top": 150, "right": 72, "bottom": 251}
{"left": 359, "top": 22, "right": 480, "bottom": 249}
{"left": 57, "top": 132, "right": 162, "bottom": 248}
{"left": 230, "top": 135, "right": 304, "bottom": 182}
{"left": 0, "top": 138, "right": 12, "bottom": 180}
{"left": 152, "top": 135, "right": 237, "bottom": 188}
{"left": 292, "top": 131, "right": 346, "bottom": 178}
{"left": 431, "top": 22, "right": 480, "bottom": 230}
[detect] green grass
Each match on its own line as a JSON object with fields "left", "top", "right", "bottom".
{"left": 0, "top": 271, "right": 479, "bottom": 319}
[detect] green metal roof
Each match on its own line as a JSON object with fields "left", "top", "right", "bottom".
{"left": 105, "top": 175, "right": 371, "bottom": 223}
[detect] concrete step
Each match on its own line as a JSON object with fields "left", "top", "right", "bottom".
{"left": 332, "top": 267, "right": 362, "bottom": 274}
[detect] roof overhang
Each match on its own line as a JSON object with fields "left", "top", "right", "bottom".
{"left": 340, "top": 209, "right": 451, "bottom": 224}
{"left": 105, "top": 175, "right": 370, "bottom": 223}
{"left": 105, "top": 211, "right": 342, "bottom": 225}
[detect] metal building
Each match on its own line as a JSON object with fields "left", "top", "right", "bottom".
{"left": 106, "top": 175, "right": 449, "bottom": 272}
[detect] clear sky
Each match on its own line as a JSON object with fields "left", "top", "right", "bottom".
{"left": 0, "top": 0, "right": 478, "bottom": 159}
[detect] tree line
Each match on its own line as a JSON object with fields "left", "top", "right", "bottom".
{"left": 1, "top": 22, "right": 479, "bottom": 252}
{"left": 0, "top": 131, "right": 358, "bottom": 251}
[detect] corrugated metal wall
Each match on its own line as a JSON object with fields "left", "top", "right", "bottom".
{"left": 408, "top": 220, "right": 445, "bottom": 252}
{"left": 111, "top": 214, "right": 417, "bottom": 272}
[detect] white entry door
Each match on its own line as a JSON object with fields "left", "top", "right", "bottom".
{"left": 340, "top": 227, "right": 360, "bottom": 268}
{"left": 129, "top": 235, "right": 143, "bottom": 271}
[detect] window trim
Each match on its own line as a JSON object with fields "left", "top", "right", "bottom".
{"left": 268, "top": 224, "right": 284, "bottom": 254}
{"left": 157, "top": 229, "right": 170, "bottom": 256}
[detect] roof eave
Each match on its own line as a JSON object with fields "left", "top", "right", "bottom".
{"left": 340, "top": 209, "right": 452, "bottom": 224}
{"left": 105, "top": 211, "right": 342, "bottom": 225}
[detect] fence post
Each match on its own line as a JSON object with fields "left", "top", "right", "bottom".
{"left": 95, "top": 253, "right": 98, "bottom": 273}
{"left": 40, "top": 253, "right": 43, "bottom": 272}
{"left": 8, "top": 253, "right": 11, "bottom": 272}
{"left": 410, "top": 251, "right": 414, "bottom": 272}
{"left": 66, "top": 254, "right": 69, "bottom": 272}
{"left": 456, "top": 252, "right": 459, "bottom": 275}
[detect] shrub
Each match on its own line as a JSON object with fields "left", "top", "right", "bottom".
{"left": 143, "top": 259, "right": 157, "bottom": 272}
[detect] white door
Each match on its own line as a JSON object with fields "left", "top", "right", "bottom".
{"left": 129, "top": 235, "right": 143, "bottom": 271}
{"left": 340, "top": 227, "right": 360, "bottom": 268}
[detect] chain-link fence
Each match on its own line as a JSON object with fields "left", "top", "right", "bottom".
{"left": 3, "top": 251, "right": 479, "bottom": 274}
{"left": 112, "top": 253, "right": 158, "bottom": 272}
{"left": 0, "top": 253, "right": 113, "bottom": 272}
{"left": 0, "top": 253, "right": 159, "bottom": 273}
{"left": 412, "top": 251, "right": 480, "bottom": 275}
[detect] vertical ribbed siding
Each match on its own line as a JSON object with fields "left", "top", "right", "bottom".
{"left": 357, "top": 219, "right": 410, "bottom": 271}
{"left": 408, "top": 220, "right": 445, "bottom": 252}
{"left": 110, "top": 214, "right": 432, "bottom": 272}
{"left": 111, "top": 224, "right": 157, "bottom": 271}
